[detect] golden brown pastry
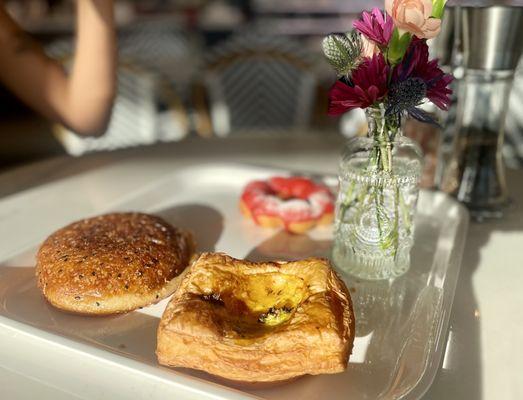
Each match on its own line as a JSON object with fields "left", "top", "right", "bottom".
{"left": 36, "top": 212, "right": 195, "bottom": 315}
{"left": 156, "top": 252, "right": 354, "bottom": 383}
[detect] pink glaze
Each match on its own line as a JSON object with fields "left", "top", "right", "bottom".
{"left": 241, "top": 177, "right": 334, "bottom": 229}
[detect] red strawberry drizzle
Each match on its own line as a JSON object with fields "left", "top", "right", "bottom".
{"left": 268, "top": 177, "right": 318, "bottom": 199}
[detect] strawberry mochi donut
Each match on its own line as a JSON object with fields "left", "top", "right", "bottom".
{"left": 240, "top": 176, "right": 335, "bottom": 234}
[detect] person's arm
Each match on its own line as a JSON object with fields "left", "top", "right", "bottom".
{"left": 0, "top": 1, "right": 116, "bottom": 137}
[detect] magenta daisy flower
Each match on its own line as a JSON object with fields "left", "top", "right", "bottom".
{"left": 353, "top": 8, "right": 394, "bottom": 47}
{"left": 328, "top": 53, "right": 390, "bottom": 115}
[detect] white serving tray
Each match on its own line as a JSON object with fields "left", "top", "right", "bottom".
{"left": 0, "top": 163, "right": 468, "bottom": 400}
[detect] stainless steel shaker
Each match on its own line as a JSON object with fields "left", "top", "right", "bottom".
{"left": 441, "top": 6, "right": 523, "bottom": 219}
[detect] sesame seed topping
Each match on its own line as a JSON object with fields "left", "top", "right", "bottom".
{"left": 36, "top": 212, "right": 193, "bottom": 312}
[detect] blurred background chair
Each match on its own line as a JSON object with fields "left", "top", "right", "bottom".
{"left": 193, "top": 33, "right": 317, "bottom": 137}
{"left": 45, "top": 22, "right": 194, "bottom": 156}
{"left": 118, "top": 19, "right": 201, "bottom": 98}
{"left": 52, "top": 64, "right": 188, "bottom": 156}
{"left": 0, "top": 0, "right": 522, "bottom": 175}
{"left": 0, "top": 0, "right": 374, "bottom": 168}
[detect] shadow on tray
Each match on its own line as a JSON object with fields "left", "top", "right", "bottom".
{"left": 155, "top": 203, "right": 224, "bottom": 253}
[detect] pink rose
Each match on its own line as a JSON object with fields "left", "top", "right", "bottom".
{"left": 385, "top": 0, "right": 441, "bottom": 39}
{"left": 361, "top": 36, "right": 380, "bottom": 58}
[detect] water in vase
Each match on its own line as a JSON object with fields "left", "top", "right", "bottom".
{"left": 332, "top": 156, "right": 421, "bottom": 280}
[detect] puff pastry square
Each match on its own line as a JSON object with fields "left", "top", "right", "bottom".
{"left": 156, "top": 252, "right": 354, "bottom": 383}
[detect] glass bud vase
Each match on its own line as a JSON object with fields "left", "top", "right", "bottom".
{"left": 332, "top": 106, "right": 423, "bottom": 280}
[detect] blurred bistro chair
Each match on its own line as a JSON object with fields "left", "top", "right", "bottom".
{"left": 45, "top": 20, "right": 195, "bottom": 156}
{"left": 193, "top": 33, "right": 317, "bottom": 137}
{"left": 118, "top": 19, "right": 201, "bottom": 96}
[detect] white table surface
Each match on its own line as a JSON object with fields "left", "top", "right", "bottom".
{"left": 0, "top": 135, "right": 522, "bottom": 400}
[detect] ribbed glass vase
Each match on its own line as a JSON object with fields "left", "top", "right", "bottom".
{"left": 332, "top": 106, "right": 423, "bottom": 280}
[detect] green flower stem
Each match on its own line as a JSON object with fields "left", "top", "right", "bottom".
{"left": 339, "top": 106, "right": 414, "bottom": 262}
{"left": 393, "top": 181, "right": 400, "bottom": 257}
{"left": 345, "top": 106, "right": 402, "bottom": 258}
{"left": 398, "top": 185, "right": 412, "bottom": 234}
{"left": 375, "top": 188, "right": 385, "bottom": 249}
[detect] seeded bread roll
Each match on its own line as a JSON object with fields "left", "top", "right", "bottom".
{"left": 36, "top": 212, "right": 195, "bottom": 315}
